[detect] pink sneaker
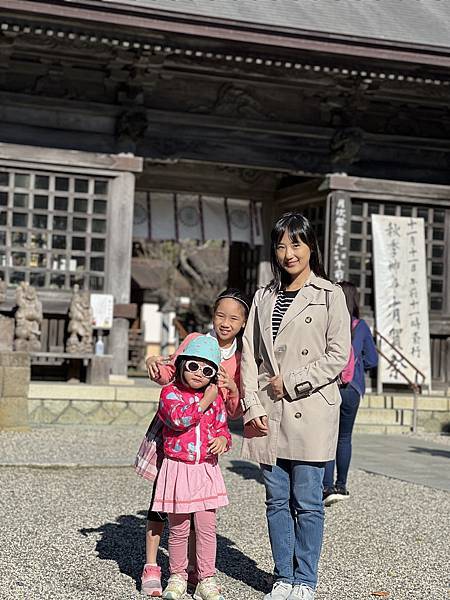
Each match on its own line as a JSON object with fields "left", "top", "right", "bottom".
{"left": 142, "top": 564, "right": 162, "bottom": 597}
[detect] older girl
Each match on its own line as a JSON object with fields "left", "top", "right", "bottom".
{"left": 240, "top": 213, "right": 350, "bottom": 600}
{"left": 142, "top": 289, "right": 248, "bottom": 596}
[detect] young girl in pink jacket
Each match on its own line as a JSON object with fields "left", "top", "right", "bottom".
{"left": 142, "top": 289, "right": 248, "bottom": 597}
{"left": 153, "top": 335, "right": 231, "bottom": 600}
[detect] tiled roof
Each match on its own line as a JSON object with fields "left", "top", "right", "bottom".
{"left": 104, "top": 0, "right": 450, "bottom": 50}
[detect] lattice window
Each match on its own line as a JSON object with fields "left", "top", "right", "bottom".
{"left": 301, "top": 203, "right": 326, "bottom": 255}
{"left": 349, "top": 199, "right": 447, "bottom": 312}
{"left": 0, "top": 168, "right": 109, "bottom": 290}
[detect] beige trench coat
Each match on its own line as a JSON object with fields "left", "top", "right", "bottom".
{"left": 240, "top": 273, "right": 351, "bottom": 465}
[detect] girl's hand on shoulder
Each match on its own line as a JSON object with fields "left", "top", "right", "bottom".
{"left": 269, "top": 375, "right": 285, "bottom": 400}
{"left": 218, "top": 365, "right": 238, "bottom": 395}
{"left": 146, "top": 355, "right": 171, "bottom": 380}
{"left": 208, "top": 435, "right": 228, "bottom": 455}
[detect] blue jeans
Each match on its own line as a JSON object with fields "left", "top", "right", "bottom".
{"left": 261, "top": 459, "right": 325, "bottom": 589}
{"left": 323, "top": 386, "right": 361, "bottom": 488}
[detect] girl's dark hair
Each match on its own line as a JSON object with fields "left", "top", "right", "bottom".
{"left": 213, "top": 288, "right": 250, "bottom": 319}
{"left": 268, "top": 212, "right": 328, "bottom": 291}
{"left": 175, "top": 358, "right": 218, "bottom": 389}
{"left": 337, "top": 281, "right": 360, "bottom": 319}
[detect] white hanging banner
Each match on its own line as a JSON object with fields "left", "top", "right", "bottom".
{"left": 135, "top": 192, "right": 264, "bottom": 245}
{"left": 202, "top": 196, "right": 229, "bottom": 241}
{"left": 372, "top": 215, "right": 431, "bottom": 386}
{"left": 177, "top": 194, "right": 202, "bottom": 241}
{"left": 133, "top": 191, "right": 149, "bottom": 239}
{"left": 227, "top": 198, "right": 252, "bottom": 244}
{"left": 150, "top": 193, "right": 176, "bottom": 241}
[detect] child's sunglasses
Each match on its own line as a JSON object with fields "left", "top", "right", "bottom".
{"left": 185, "top": 360, "right": 217, "bottom": 379}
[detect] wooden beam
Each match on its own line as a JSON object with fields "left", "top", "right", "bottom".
{"left": 321, "top": 175, "right": 450, "bottom": 200}
{"left": 0, "top": 142, "right": 142, "bottom": 172}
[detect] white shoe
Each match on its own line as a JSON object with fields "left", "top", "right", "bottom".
{"left": 264, "top": 581, "right": 293, "bottom": 600}
{"left": 288, "top": 584, "right": 315, "bottom": 600}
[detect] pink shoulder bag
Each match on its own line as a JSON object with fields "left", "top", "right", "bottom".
{"left": 134, "top": 412, "right": 164, "bottom": 482}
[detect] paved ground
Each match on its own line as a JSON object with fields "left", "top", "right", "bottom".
{"left": 352, "top": 433, "right": 450, "bottom": 491}
{"left": 0, "top": 426, "right": 448, "bottom": 600}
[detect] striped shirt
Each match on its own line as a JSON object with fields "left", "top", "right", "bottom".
{"left": 272, "top": 289, "right": 299, "bottom": 340}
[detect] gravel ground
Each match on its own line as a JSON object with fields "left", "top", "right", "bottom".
{"left": 0, "top": 427, "right": 448, "bottom": 600}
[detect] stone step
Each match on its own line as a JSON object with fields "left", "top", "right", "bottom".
{"left": 355, "top": 407, "right": 411, "bottom": 425}
{"left": 361, "top": 394, "right": 449, "bottom": 411}
{"left": 353, "top": 424, "right": 412, "bottom": 435}
{"left": 29, "top": 382, "right": 160, "bottom": 402}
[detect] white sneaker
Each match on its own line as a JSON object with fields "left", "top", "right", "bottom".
{"left": 162, "top": 574, "right": 187, "bottom": 599}
{"left": 264, "top": 581, "right": 293, "bottom": 600}
{"left": 288, "top": 584, "right": 315, "bottom": 600}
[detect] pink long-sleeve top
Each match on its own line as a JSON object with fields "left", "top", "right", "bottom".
{"left": 158, "top": 382, "right": 232, "bottom": 464}
{"left": 154, "top": 332, "right": 242, "bottom": 419}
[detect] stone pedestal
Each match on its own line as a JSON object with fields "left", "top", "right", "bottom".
{"left": 0, "top": 316, "right": 14, "bottom": 352}
{"left": 108, "top": 318, "right": 129, "bottom": 377}
{"left": 0, "top": 352, "right": 30, "bottom": 431}
{"left": 86, "top": 355, "right": 112, "bottom": 385}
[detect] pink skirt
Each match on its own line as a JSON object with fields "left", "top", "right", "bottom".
{"left": 152, "top": 457, "right": 229, "bottom": 514}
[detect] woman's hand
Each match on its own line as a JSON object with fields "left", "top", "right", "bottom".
{"left": 248, "top": 415, "right": 269, "bottom": 436}
{"left": 208, "top": 435, "right": 228, "bottom": 455}
{"left": 270, "top": 375, "right": 285, "bottom": 400}
{"left": 218, "top": 365, "right": 238, "bottom": 395}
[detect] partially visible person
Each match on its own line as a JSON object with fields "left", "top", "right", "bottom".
{"left": 153, "top": 335, "right": 231, "bottom": 600}
{"left": 323, "top": 281, "right": 378, "bottom": 506}
{"left": 141, "top": 289, "right": 248, "bottom": 596}
{"left": 240, "top": 212, "right": 351, "bottom": 600}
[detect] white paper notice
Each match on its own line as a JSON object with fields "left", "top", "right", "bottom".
{"left": 372, "top": 215, "right": 431, "bottom": 386}
{"left": 90, "top": 293, "right": 114, "bottom": 330}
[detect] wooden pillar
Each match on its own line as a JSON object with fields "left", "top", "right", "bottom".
{"left": 105, "top": 172, "right": 136, "bottom": 376}
{"left": 257, "top": 196, "right": 278, "bottom": 287}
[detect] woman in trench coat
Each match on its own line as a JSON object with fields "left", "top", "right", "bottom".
{"left": 240, "top": 212, "right": 350, "bottom": 600}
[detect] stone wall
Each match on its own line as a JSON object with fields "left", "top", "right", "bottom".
{"left": 0, "top": 352, "right": 30, "bottom": 430}
{"left": 26, "top": 384, "right": 450, "bottom": 433}
{"left": 28, "top": 383, "right": 159, "bottom": 426}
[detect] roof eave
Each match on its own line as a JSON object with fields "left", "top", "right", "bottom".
{"left": 4, "top": 0, "right": 450, "bottom": 68}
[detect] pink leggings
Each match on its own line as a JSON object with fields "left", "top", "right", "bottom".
{"left": 168, "top": 510, "right": 216, "bottom": 580}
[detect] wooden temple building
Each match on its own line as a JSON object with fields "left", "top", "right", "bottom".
{"left": 0, "top": 0, "right": 450, "bottom": 384}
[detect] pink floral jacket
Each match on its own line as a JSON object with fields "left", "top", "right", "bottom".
{"left": 158, "top": 382, "right": 232, "bottom": 464}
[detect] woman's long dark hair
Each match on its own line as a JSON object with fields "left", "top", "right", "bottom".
{"left": 268, "top": 212, "right": 328, "bottom": 291}
{"left": 337, "top": 281, "right": 360, "bottom": 320}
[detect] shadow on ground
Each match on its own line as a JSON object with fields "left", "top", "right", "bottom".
{"left": 226, "top": 459, "right": 264, "bottom": 483}
{"left": 80, "top": 511, "right": 270, "bottom": 593}
{"left": 408, "top": 445, "right": 450, "bottom": 459}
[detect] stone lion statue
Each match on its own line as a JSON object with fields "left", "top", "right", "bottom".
{"left": 66, "top": 284, "right": 93, "bottom": 354}
{"left": 14, "top": 282, "right": 43, "bottom": 352}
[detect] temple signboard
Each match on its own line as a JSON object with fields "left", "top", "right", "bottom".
{"left": 372, "top": 215, "right": 431, "bottom": 386}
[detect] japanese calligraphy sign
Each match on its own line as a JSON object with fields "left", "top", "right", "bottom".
{"left": 331, "top": 193, "right": 350, "bottom": 281}
{"left": 372, "top": 215, "right": 431, "bottom": 385}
